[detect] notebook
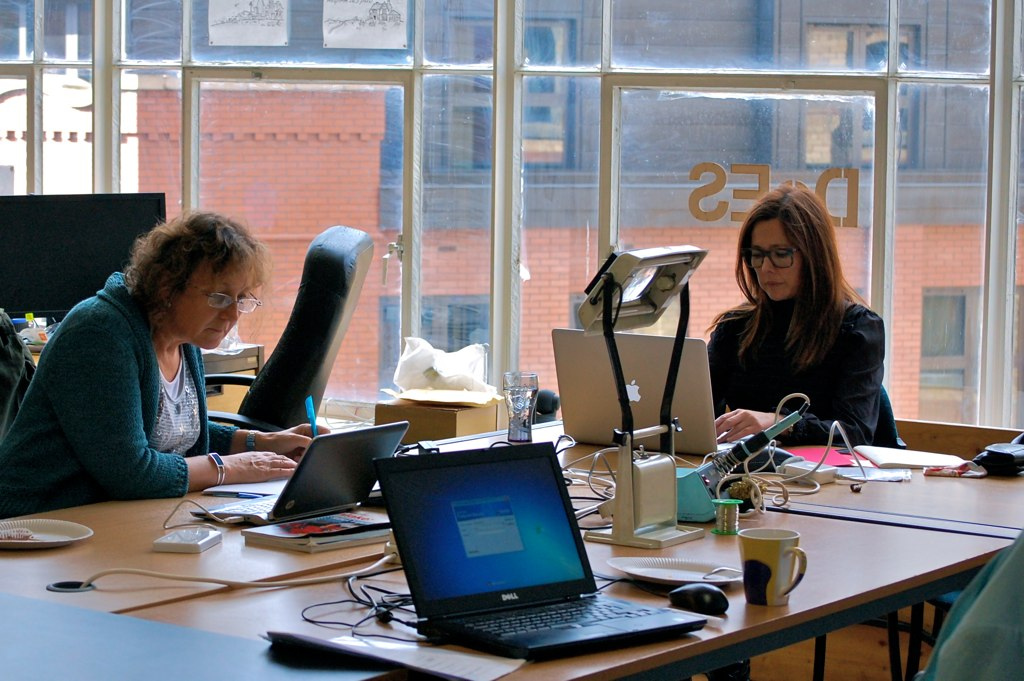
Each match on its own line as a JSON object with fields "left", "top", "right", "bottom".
{"left": 374, "top": 443, "right": 706, "bottom": 660}
{"left": 552, "top": 328, "right": 718, "bottom": 455}
{"left": 197, "top": 421, "right": 408, "bottom": 525}
{"left": 854, "top": 445, "right": 965, "bottom": 469}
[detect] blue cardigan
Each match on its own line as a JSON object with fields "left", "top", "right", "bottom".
{"left": 0, "top": 273, "right": 236, "bottom": 517}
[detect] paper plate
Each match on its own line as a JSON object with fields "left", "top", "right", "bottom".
{"left": 0, "top": 519, "right": 94, "bottom": 549}
{"left": 606, "top": 557, "right": 742, "bottom": 586}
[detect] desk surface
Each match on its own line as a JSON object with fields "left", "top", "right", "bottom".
{"left": 128, "top": 509, "right": 1008, "bottom": 680}
{"left": 773, "top": 468, "right": 1024, "bottom": 538}
{"left": 4, "top": 423, "right": 1019, "bottom": 680}
{"left": 1, "top": 496, "right": 386, "bottom": 613}
{"left": 0, "top": 592, "right": 393, "bottom": 681}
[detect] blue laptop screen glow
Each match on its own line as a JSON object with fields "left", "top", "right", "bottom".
{"left": 385, "top": 451, "right": 586, "bottom": 602}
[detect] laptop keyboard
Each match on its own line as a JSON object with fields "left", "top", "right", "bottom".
{"left": 458, "top": 598, "right": 659, "bottom": 638}
{"left": 220, "top": 497, "right": 276, "bottom": 514}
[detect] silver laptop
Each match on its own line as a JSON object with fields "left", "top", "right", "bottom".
{"left": 552, "top": 328, "right": 717, "bottom": 455}
{"left": 197, "top": 421, "right": 408, "bottom": 525}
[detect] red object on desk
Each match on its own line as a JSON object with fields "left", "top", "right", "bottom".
{"left": 786, "top": 445, "right": 877, "bottom": 468}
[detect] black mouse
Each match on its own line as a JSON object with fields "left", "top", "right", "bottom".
{"left": 668, "top": 583, "right": 730, "bottom": 616}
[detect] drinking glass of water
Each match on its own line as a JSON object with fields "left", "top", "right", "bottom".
{"left": 503, "top": 371, "right": 540, "bottom": 442}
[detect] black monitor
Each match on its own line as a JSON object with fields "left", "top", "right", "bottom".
{"left": 0, "top": 193, "right": 166, "bottom": 322}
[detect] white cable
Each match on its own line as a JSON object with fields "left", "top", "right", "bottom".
{"left": 78, "top": 554, "right": 396, "bottom": 590}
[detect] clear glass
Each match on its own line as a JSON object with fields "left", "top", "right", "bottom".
{"left": 612, "top": 0, "right": 888, "bottom": 71}
{"left": 120, "top": 70, "right": 182, "bottom": 211}
{"left": 0, "top": 0, "right": 32, "bottom": 60}
{"left": 424, "top": 0, "right": 491, "bottom": 66}
{"left": 43, "top": 0, "right": 92, "bottom": 61}
{"left": 616, "top": 88, "right": 874, "bottom": 341}
{"left": 893, "top": 83, "right": 989, "bottom": 423}
{"left": 197, "top": 80, "right": 404, "bottom": 403}
{"left": 42, "top": 68, "right": 93, "bottom": 193}
{"left": 523, "top": 0, "right": 601, "bottom": 68}
{"left": 417, "top": 74, "right": 493, "bottom": 379}
{"left": 899, "top": 0, "right": 990, "bottom": 75}
{"left": 0, "top": 76, "right": 27, "bottom": 194}
{"left": 191, "top": 0, "right": 411, "bottom": 65}
{"left": 123, "top": 0, "right": 181, "bottom": 61}
{"left": 520, "top": 75, "right": 599, "bottom": 397}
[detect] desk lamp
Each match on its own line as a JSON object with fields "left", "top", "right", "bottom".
{"left": 577, "top": 245, "right": 707, "bottom": 548}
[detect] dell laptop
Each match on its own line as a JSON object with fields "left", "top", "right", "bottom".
{"left": 374, "top": 443, "right": 706, "bottom": 659}
{"left": 552, "top": 328, "right": 719, "bottom": 455}
{"left": 198, "top": 421, "right": 408, "bottom": 525}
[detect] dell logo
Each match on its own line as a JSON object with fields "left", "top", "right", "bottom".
{"left": 501, "top": 592, "right": 519, "bottom": 602}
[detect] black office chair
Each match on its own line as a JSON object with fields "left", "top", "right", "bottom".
{"left": 205, "top": 225, "right": 374, "bottom": 432}
{"left": 0, "top": 310, "right": 35, "bottom": 442}
{"left": 534, "top": 389, "right": 560, "bottom": 424}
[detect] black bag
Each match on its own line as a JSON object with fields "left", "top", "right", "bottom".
{"left": 973, "top": 436, "right": 1024, "bottom": 476}
{"left": 0, "top": 310, "right": 36, "bottom": 442}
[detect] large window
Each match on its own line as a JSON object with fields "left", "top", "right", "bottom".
{"left": 1, "top": 0, "right": 1021, "bottom": 430}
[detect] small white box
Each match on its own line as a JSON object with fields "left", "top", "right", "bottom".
{"left": 152, "top": 527, "right": 223, "bottom": 553}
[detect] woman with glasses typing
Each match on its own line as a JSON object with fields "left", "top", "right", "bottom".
{"left": 708, "top": 183, "right": 885, "bottom": 448}
{"left": 0, "top": 212, "right": 318, "bottom": 517}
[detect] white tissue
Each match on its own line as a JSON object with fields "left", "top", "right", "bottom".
{"left": 393, "top": 337, "right": 492, "bottom": 393}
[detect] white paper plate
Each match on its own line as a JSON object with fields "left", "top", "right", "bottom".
{"left": 606, "top": 557, "right": 742, "bottom": 586}
{"left": 0, "top": 519, "right": 94, "bottom": 549}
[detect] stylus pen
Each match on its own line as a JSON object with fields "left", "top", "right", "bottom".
{"left": 305, "top": 395, "right": 319, "bottom": 437}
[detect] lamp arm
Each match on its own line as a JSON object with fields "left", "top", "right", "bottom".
{"left": 600, "top": 273, "right": 634, "bottom": 440}
{"left": 659, "top": 283, "right": 690, "bottom": 454}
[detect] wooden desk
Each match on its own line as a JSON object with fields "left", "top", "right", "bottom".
{"left": 777, "top": 472, "right": 1023, "bottom": 539}
{"left": 1, "top": 495, "right": 387, "bottom": 613}
{"left": 128, "top": 510, "right": 1009, "bottom": 680}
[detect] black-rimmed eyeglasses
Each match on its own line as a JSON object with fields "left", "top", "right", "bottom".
{"left": 741, "top": 247, "right": 798, "bottom": 269}
{"left": 200, "top": 291, "right": 263, "bottom": 314}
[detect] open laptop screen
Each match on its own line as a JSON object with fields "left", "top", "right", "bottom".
{"left": 376, "top": 444, "right": 595, "bottom": 619}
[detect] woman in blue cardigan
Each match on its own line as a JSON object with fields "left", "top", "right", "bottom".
{"left": 0, "top": 212, "right": 316, "bottom": 517}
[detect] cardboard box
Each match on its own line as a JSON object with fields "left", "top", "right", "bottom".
{"left": 375, "top": 399, "right": 507, "bottom": 444}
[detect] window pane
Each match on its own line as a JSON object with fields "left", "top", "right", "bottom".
{"left": 121, "top": 70, "right": 182, "bottom": 211}
{"left": 43, "top": 69, "right": 93, "bottom": 193}
{"left": 617, "top": 88, "right": 874, "bottom": 340}
{"left": 424, "top": 0, "right": 491, "bottom": 66}
{"left": 0, "top": 76, "right": 27, "bottom": 193}
{"left": 197, "top": 81, "right": 403, "bottom": 403}
{"left": 43, "top": 0, "right": 91, "bottom": 62}
{"left": 0, "top": 0, "right": 32, "bottom": 60}
{"left": 521, "top": 75, "right": 599, "bottom": 395}
{"left": 524, "top": 0, "right": 600, "bottom": 68}
{"left": 899, "top": 0, "right": 989, "bottom": 75}
{"left": 893, "top": 83, "right": 988, "bottom": 423}
{"left": 419, "top": 74, "right": 493, "bottom": 374}
{"left": 612, "top": 1, "right": 888, "bottom": 71}
{"left": 124, "top": 0, "right": 181, "bottom": 61}
{"left": 190, "top": 0, "right": 411, "bottom": 66}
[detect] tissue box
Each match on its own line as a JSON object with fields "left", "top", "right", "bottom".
{"left": 375, "top": 399, "right": 507, "bottom": 444}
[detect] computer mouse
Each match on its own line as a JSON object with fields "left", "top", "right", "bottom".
{"left": 668, "top": 583, "right": 730, "bottom": 616}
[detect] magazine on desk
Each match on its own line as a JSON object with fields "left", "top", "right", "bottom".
{"left": 241, "top": 509, "right": 390, "bottom": 553}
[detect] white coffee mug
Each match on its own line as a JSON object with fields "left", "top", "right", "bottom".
{"left": 738, "top": 528, "right": 808, "bottom": 606}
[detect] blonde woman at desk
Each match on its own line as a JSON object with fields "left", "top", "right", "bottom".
{"left": 0, "top": 212, "right": 317, "bottom": 518}
{"left": 708, "top": 183, "right": 885, "bottom": 448}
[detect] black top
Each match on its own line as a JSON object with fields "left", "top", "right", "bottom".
{"left": 708, "top": 300, "right": 885, "bottom": 446}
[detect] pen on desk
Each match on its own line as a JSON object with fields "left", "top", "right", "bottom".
{"left": 305, "top": 395, "right": 319, "bottom": 437}
{"left": 209, "top": 492, "right": 263, "bottom": 499}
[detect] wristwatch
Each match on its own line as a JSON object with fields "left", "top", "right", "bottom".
{"left": 245, "top": 430, "right": 257, "bottom": 451}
